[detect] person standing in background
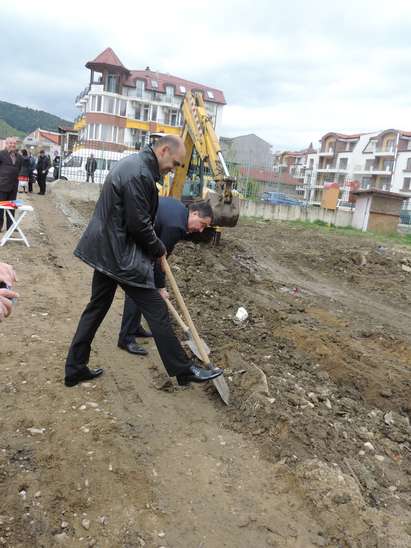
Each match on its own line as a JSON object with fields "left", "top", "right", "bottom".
{"left": 53, "top": 151, "right": 61, "bottom": 180}
{"left": 36, "top": 150, "right": 50, "bottom": 195}
{"left": 85, "top": 154, "right": 97, "bottom": 183}
{"left": 0, "top": 137, "right": 22, "bottom": 230}
{"left": 18, "top": 149, "right": 31, "bottom": 193}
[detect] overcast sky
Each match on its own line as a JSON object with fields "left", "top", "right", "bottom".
{"left": 1, "top": 0, "right": 411, "bottom": 150}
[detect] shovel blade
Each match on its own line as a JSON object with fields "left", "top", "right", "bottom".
{"left": 212, "top": 374, "right": 230, "bottom": 405}
{"left": 186, "top": 337, "right": 210, "bottom": 361}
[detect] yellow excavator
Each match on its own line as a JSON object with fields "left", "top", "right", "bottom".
{"left": 156, "top": 91, "right": 240, "bottom": 231}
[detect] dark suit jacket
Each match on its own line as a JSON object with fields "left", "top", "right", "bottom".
{"left": 0, "top": 150, "right": 22, "bottom": 192}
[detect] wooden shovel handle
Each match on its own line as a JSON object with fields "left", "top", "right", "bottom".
{"left": 165, "top": 298, "right": 189, "bottom": 333}
{"left": 162, "top": 258, "right": 210, "bottom": 365}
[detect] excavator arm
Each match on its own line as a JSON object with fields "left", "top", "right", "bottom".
{"left": 167, "top": 91, "right": 240, "bottom": 227}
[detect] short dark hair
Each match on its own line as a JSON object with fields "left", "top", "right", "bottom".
{"left": 153, "top": 134, "right": 182, "bottom": 152}
{"left": 188, "top": 201, "right": 214, "bottom": 222}
{"left": 21, "top": 149, "right": 28, "bottom": 156}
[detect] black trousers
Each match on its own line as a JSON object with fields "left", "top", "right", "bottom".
{"left": 86, "top": 172, "right": 95, "bottom": 183}
{"left": 0, "top": 188, "right": 17, "bottom": 230}
{"left": 65, "top": 269, "right": 191, "bottom": 378}
{"left": 37, "top": 172, "right": 47, "bottom": 194}
{"left": 28, "top": 172, "right": 34, "bottom": 193}
{"left": 118, "top": 294, "right": 143, "bottom": 345}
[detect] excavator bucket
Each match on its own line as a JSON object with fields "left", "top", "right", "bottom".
{"left": 207, "top": 191, "right": 240, "bottom": 227}
{"left": 205, "top": 177, "right": 240, "bottom": 228}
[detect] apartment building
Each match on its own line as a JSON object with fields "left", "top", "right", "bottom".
{"left": 74, "top": 48, "right": 226, "bottom": 151}
{"left": 273, "top": 144, "right": 316, "bottom": 195}
{"left": 303, "top": 130, "right": 411, "bottom": 207}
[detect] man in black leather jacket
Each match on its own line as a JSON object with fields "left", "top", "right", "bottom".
{"left": 64, "top": 135, "right": 222, "bottom": 388}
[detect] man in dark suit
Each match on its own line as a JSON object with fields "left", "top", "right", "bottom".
{"left": 64, "top": 135, "right": 222, "bottom": 388}
{"left": 0, "top": 137, "right": 22, "bottom": 231}
{"left": 85, "top": 154, "right": 97, "bottom": 183}
{"left": 36, "top": 150, "right": 50, "bottom": 195}
{"left": 118, "top": 198, "right": 213, "bottom": 355}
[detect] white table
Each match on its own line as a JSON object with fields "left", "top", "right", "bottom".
{"left": 0, "top": 204, "right": 34, "bottom": 247}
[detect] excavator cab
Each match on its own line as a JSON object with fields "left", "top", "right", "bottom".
{"left": 150, "top": 93, "right": 240, "bottom": 229}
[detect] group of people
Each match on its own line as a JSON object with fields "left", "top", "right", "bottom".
{"left": 0, "top": 137, "right": 61, "bottom": 228}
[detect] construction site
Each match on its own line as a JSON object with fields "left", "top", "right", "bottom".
{"left": 1, "top": 32, "right": 411, "bottom": 548}
{"left": 0, "top": 180, "right": 410, "bottom": 547}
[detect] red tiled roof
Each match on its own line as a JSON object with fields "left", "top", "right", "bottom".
{"left": 124, "top": 69, "right": 226, "bottom": 105}
{"left": 86, "top": 47, "right": 127, "bottom": 69}
{"left": 321, "top": 131, "right": 366, "bottom": 140}
{"left": 85, "top": 48, "right": 225, "bottom": 104}
{"left": 239, "top": 167, "right": 300, "bottom": 186}
{"left": 39, "top": 131, "right": 60, "bottom": 145}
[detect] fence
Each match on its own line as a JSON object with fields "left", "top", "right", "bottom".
{"left": 59, "top": 138, "right": 139, "bottom": 185}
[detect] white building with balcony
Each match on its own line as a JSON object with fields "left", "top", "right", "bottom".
{"left": 74, "top": 48, "right": 226, "bottom": 152}
{"left": 303, "top": 129, "right": 411, "bottom": 208}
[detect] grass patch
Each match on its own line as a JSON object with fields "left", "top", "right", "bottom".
{"left": 287, "top": 219, "right": 411, "bottom": 247}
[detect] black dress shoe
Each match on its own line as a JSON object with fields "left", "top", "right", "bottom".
{"left": 64, "top": 366, "right": 104, "bottom": 387}
{"left": 118, "top": 341, "right": 148, "bottom": 356}
{"left": 176, "top": 365, "right": 223, "bottom": 386}
{"left": 135, "top": 326, "right": 153, "bottom": 338}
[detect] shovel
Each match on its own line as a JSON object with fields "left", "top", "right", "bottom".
{"left": 165, "top": 298, "right": 211, "bottom": 361}
{"left": 163, "top": 258, "right": 230, "bottom": 405}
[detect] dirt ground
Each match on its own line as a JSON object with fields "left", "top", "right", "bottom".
{"left": 0, "top": 190, "right": 410, "bottom": 548}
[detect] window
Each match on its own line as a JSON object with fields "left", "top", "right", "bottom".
{"left": 117, "top": 99, "right": 127, "bottom": 116}
{"left": 309, "top": 159, "right": 314, "bottom": 169}
{"left": 96, "top": 95, "right": 102, "bottom": 112}
{"left": 151, "top": 80, "right": 158, "bottom": 88}
{"left": 101, "top": 124, "right": 112, "bottom": 142}
{"left": 365, "top": 159, "right": 374, "bottom": 170}
{"left": 383, "top": 159, "right": 393, "bottom": 171}
{"left": 339, "top": 158, "right": 348, "bottom": 170}
{"left": 64, "top": 156, "right": 82, "bottom": 168}
{"left": 135, "top": 103, "right": 150, "bottom": 121}
{"left": 179, "top": 85, "right": 186, "bottom": 93}
{"left": 207, "top": 90, "right": 214, "bottom": 99}
{"left": 118, "top": 128, "right": 124, "bottom": 144}
{"left": 136, "top": 80, "right": 145, "bottom": 98}
{"left": 95, "top": 159, "right": 106, "bottom": 170}
{"left": 164, "top": 108, "right": 179, "bottom": 126}
{"left": 104, "top": 96, "right": 115, "bottom": 114}
{"left": 406, "top": 158, "right": 411, "bottom": 171}
{"left": 107, "top": 74, "right": 118, "bottom": 93}
{"left": 403, "top": 178, "right": 411, "bottom": 191}
{"left": 90, "top": 95, "right": 96, "bottom": 111}
{"left": 385, "top": 139, "right": 394, "bottom": 151}
{"left": 151, "top": 105, "right": 157, "bottom": 121}
{"left": 165, "top": 85, "right": 174, "bottom": 97}
{"left": 361, "top": 177, "right": 372, "bottom": 189}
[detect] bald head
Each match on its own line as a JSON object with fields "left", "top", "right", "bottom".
{"left": 153, "top": 135, "right": 186, "bottom": 175}
{"left": 5, "top": 137, "right": 17, "bottom": 152}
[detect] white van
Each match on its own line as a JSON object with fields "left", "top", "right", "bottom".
{"left": 60, "top": 148, "right": 132, "bottom": 184}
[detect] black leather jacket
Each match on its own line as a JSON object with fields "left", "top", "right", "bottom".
{"left": 74, "top": 147, "right": 166, "bottom": 288}
{"left": 0, "top": 150, "right": 22, "bottom": 192}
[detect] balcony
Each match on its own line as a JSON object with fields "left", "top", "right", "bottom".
{"left": 374, "top": 147, "right": 395, "bottom": 157}
{"left": 354, "top": 165, "right": 393, "bottom": 176}
{"left": 318, "top": 149, "right": 335, "bottom": 157}
{"left": 317, "top": 165, "right": 348, "bottom": 173}
{"left": 75, "top": 85, "right": 91, "bottom": 106}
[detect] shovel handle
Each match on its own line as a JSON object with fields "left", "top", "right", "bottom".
{"left": 162, "top": 258, "right": 211, "bottom": 365}
{"left": 165, "top": 298, "right": 189, "bottom": 333}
